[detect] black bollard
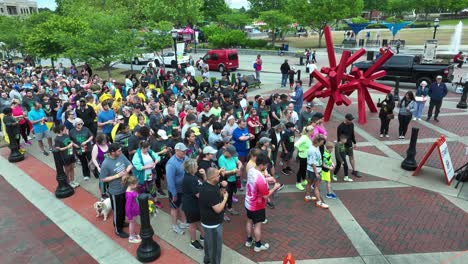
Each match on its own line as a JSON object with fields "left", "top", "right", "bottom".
{"left": 297, "top": 70, "right": 301, "bottom": 81}
{"left": 137, "top": 193, "right": 161, "bottom": 262}
{"left": 52, "top": 150, "right": 74, "bottom": 198}
{"left": 4, "top": 118, "right": 24, "bottom": 163}
{"left": 393, "top": 77, "right": 400, "bottom": 102}
{"left": 401, "top": 127, "right": 419, "bottom": 171}
{"left": 456, "top": 81, "right": 468, "bottom": 109}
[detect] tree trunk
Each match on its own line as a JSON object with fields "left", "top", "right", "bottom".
{"left": 51, "top": 57, "right": 55, "bottom": 69}
{"left": 271, "top": 29, "right": 276, "bottom": 47}
{"left": 106, "top": 64, "right": 112, "bottom": 79}
{"left": 318, "top": 31, "right": 324, "bottom": 48}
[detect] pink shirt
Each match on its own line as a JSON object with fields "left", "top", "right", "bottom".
{"left": 12, "top": 106, "right": 26, "bottom": 124}
{"left": 311, "top": 125, "right": 327, "bottom": 140}
{"left": 245, "top": 167, "right": 269, "bottom": 211}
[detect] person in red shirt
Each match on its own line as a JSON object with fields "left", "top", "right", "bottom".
{"left": 244, "top": 153, "right": 281, "bottom": 252}
{"left": 453, "top": 51, "right": 464, "bottom": 68}
{"left": 246, "top": 108, "right": 262, "bottom": 147}
{"left": 254, "top": 54, "right": 262, "bottom": 82}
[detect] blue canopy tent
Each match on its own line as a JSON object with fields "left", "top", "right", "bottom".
{"left": 344, "top": 22, "right": 371, "bottom": 36}
{"left": 381, "top": 21, "right": 413, "bottom": 39}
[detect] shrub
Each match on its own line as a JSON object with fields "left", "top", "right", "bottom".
{"left": 244, "top": 39, "right": 268, "bottom": 48}
{"left": 209, "top": 29, "right": 247, "bottom": 48}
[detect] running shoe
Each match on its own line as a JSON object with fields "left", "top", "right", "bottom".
{"left": 343, "top": 176, "right": 354, "bottom": 182}
{"left": 178, "top": 222, "right": 190, "bottom": 229}
{"left": 332, "top": 175, "right": 337, "bottom": 181}
{"left": 304, "top": 195, "right": 317, "bottom": 202}
{"left": 190, "top": 240, "right": 203, "bottom": 250}
{"left": 228, "top": 208, "right": 240, "bottom": 215}
{"left": 281, "top": 169, "right": 289, "bottom": 175}
{"left": 43, "top": 150, "right": 49, "bottom": 156}
{"left": 224, "top": 215, "right": 231, "bottom": 222}
{"left": 25, "top": 141, "right": 32, "bottom": 146}
{"left": 232, "top": 196, "right": 239, "bottom": 203}
{"left": 129, "top": 236, "right": 142, "bottom": 244}
{"left": 385, "top": 134, "right": 390, "bottom": 138}
{"left": 326, "top": 193, "right": 337, "bottom": 199}
{"left": 301, "top": 179, "right": 308, "bottom": 186}
{"left": 172, "top": 225, "right": 185, "bottom": 235}
{"left": 316, "top": 201, "right": 329, "bottom": 209}
{"left": 245, "top": 239, "right": 253, "bottom": 247}
{"left": 379, "top": 134, "right": 383, "bottom": 138}
{"left": 277, "top": 183, "right": 285, "bottom": 192}
{"left": 267, "top": 202, "right": 275, "bottom": 209}
{"left": 84, "top": 176, "right": 90, "bottom": 181}
{"left": 262, "top": 219, "right": 268, "bottom": 224}
{"left": 295, "top": 183, "right": 305, "bottom": 191}
{"left": 352, "top": 170, "right": 362, "bottom": 178}
{"left": 254, "top": 243, "right": 270, "bottom": 252}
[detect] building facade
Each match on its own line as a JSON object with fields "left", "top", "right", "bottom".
{"left": 0, "top": 0, "right": 38, "bottom": 16}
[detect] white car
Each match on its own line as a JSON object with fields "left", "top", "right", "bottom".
{"left": 147, "top": 51, "right": 190, "bottom": 68}
{"left": 124, "top": 52, "right": 155, "bottom": 65}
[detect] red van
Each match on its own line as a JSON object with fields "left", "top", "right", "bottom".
{"left": 202, "top": 49, "right": 239, "bottom": 72}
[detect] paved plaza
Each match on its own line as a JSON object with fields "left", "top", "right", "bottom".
{"left": 0, "top": 50, "right": 467, "bottom": 264}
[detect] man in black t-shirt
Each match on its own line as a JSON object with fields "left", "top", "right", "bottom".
{"left": 199, "top": 168, "right": 228, "bottom": 264}
{"left": 337, "top": 113, "right": 360, "bottom": 177}
{"left": 269, "top": 94, "right": 282, "bottom": 127}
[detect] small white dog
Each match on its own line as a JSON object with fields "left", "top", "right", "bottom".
{"left": 93, "top": 198, "right": 112, "bottom": 221}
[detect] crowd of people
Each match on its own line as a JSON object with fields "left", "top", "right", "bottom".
{"left": 0, "top": 57, "right": 367, "bottom": 263}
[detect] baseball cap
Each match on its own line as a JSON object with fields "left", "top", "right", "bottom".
{"left": 313, "top": 112, "right": 324, "bottom": 119}
{"left": 191, "top": 126, "right": 201, "bottom": 136}
{"left": 225, "top": 145, "right": 238, "bottom": 157}
{"left": 174, "top": 142, "right": 188, "bottom": 151}
{"left": 436, "top": 75, "right": 442, "bottom": 79}
{"left": 227, "top": 115, "right": 235, "bottom": 121}
{"left": 157, "top": 129, "right": 168, "bottom": 140}
{"left": 259, "top": 137, "right": 272, "bottom": 145}
{"left": 306, "top": 102, "right": 314, "bottom": 108}
{"left": 203, "top": 146, "right": 218, "bottom": 154}
{"left": 345, "top": 113, "right": 355, "bottom": 121}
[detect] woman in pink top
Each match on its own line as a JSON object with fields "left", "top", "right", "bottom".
{"left": 310, "top": 112, "right": 327, "bottom": 155}
{"left": 11, "top": 100, "right": 31, "bottom": 145}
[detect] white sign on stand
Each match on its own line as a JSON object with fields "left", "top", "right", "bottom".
{"left": 438, "top": 141, "right": 455, "bottom": 183}
{"left": 423, "top": 40, "right": 438, "bottom": 63}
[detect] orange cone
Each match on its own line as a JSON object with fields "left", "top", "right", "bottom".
{"left": 283, "top": 253, "right": 295, "bottom": 264}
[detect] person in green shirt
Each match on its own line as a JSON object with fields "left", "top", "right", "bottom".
{"left": 293, "top": 125, "right": 314, "bottom": 190}
{"left": 218, "top": 146, "right": 243, "bottom": 216}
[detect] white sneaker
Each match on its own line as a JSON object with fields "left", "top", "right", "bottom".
{"left": 254, "top": 242, "right": 270, "bottom": 252}
{"left": 129, "top": 236, "right": 142, "bottom": 244}
{"left": 412, "top": 117, "right": 417, "bottom": 120}
{"left": 172, "top": 225, "right": 185, "bottom": 235}
{"left": 262, "top": 219, "right": 268, "bottom": 224}
{"left": 343, "top": 176, "right": 354, "bottom": 182}
{"left": 316, "top": 201, "right": 329, "bottom": 209}
{"left": 379, "top": 134, "right": 383, "bottom": 138}
{"left": 73, "top": 181, "right": 80, "bottom": 188}
{"left": 385, "top": 134, "right": 390, "bottom": 138}
{"left": 178, "top": 222, "right": 190, "bottom": 229}
{"left": 245, "top": 240, "right": 253, "bottom": 247}
{"left": 84, "top": 176, "right": 90, "bottom": 181}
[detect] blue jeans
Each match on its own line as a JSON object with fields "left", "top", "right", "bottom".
{"left": 281, "top": 74, "right": 288, "bottom": 87}
{"left": 415, "top": 101, "right": 426, "bottom": 118}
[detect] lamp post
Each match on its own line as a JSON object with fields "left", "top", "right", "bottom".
{"left": 171, "top": 30, "right": 178, "bottom": 67}
{"left": 433, "top": 18, "right": 439, "bottom": 40}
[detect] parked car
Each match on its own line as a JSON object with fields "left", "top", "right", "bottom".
{"left": 124, "top": 51, "right": 155, "bottom": 65}
{"left": 147, "top": 51, "right": 190, "bottom": 68}
{"left": 353, "top": 54, "right": 454, "bottom": 85}
{"left": 200, "top": 49, "right": 239, "bottom": 72}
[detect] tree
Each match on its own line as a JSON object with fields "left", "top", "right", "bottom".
{"left": 0, "top": 16, "right": 25, "bottom": 56}
{"left": 363, "top": 0, "right": 387, "bottom": 11}
{"left": 248, "top": 0, "right": 287, "bottom": 17}
{"left": 258, "top": 10, "right": 292, "bottom": 46}
{"left": 202, "top": 0, "right": 230, "bottom": 22}
{"left": 138, "top": 0, "right": 203, "bottom": 25}
{"left": 287, "top": 0, "right": 364, "bottom": 47}
{"left": 23, "top": 14, "right": 86, "bottom": 68}
{"left": 384, "top": 0, "right": 416, "bottom": 17}
{"left": 217, "top": 13, "right": 252, "bottom": 29}
{"left": 447, "top": 0, "right": 468, "bottom": 14}
{"left": 143, "top": 21, "right": 174, "bottom": 60}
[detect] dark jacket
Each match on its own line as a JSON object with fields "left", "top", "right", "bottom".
{"left": 377, "top": 96, "right": 395, "bottom": 117}
{"left": 280, "top": 62, "right": 291, "bottom": 74}
{"left": 337, "top": 122, "right": 356, "bottom": 148}
{"left": 428, "top": 82, "right": 448, "bottom": 101}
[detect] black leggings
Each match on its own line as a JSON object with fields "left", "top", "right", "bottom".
{"left": 19, "top": 122, "right": 29, "bottom": 143}
{"left": 76, "top": 151, "right": 91, "bottom": 177}
{"left": 379, "top": 116, "right": 391, "bottom": 134}
{"left": 334, "top": 152, "right": 349, "bottom": 177}
{"left": 398, "top": 114, "right": 412, "bottom": 136}
{"left": 227, "top": 181, "right": 237, "bottom": 209}
{"left": 296, "top": 157, "right": 307, "bottom": 183}
{"left": 110, "top": 193, "right": 126, "bottom": 233}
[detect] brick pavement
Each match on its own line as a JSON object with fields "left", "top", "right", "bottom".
{"left": 0, "top": 176, "right": 98, "bottom": 264}
{"left": 388, "top": 141, "right": 468, "bottom": 170}
{"left": 160, "top": 192, "right": 359, "bottom": 262}
{"left": 337, "top": 187, "right": 468, "bottom": 254}
{"left": 425, "top": 115, "right": 468, "bottom": 137}
{"left": 355, "top": 145, "right": 388, "bottom": 158}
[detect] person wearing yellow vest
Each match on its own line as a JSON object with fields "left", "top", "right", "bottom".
{"left": 128, "top": 104, "right": 147, "bottom": 131}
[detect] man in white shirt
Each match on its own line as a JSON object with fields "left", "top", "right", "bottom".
{"left": 307, "top": 62, "right": 318, "bottom": 86}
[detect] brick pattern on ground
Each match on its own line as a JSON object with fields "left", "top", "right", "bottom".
{"left": 0, "top": 176, "right": 98, "bottom": 264}
{"left": 160, "top": 192, "right": 358, "bottom": 262}
{"left": 337, "top": 187, "right": 468, "bottom": 254}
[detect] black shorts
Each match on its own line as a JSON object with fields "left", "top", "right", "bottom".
{"left": 246, "top": 208, "right": 266, "bottom": 224}
{"left": 281, "top": 151, "right": 293, "bottom": 161}
{"left": 169, "top": 192, "right": 183, "bottom": 209}
{"left": 185, "top": 210, "right": 201, "bottom": 224}
{"left": 62, "top": 156, "right": 76, "bottom": 166}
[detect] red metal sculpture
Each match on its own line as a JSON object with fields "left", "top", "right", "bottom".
{"left": 303, "top": 26, "right": 394, "bottom": 124}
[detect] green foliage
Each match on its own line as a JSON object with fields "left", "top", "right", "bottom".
{"left": 351, "top": 17, "right": 368, "bottom": 24}
{"left": 143, "top": 21, "right": 173, "bottom": 53}
{"left": 202, "top": 0, "right": 230, "bottom": 22}
{"left": 248, "top": 0, "right": 288, "bottom": 17}
{"left": 243, "top": 39, "right": 268, "bottom": 48}
{"left": 0, "top": 16, "right": 25, "bottom": 54}
{"left": 138, "top": 0, "right": 204, "bottom": 25}
{"left": 217, "top": 13, "right": 252, "bottom": 29}
{"left": 209, "top": 30, "right": 246, "bottom": 48}
{"left": 287, "top": 0, "right": 364, "bottom": 47}
{"left": 258, "top": 10, "right": 292, "bottom": 45}
{"left": 200, "top": 24, "right": 224, "bottom": 40}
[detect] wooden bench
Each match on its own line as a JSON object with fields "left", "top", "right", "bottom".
{"left": 245, "top": 74, "right": 261, "bottom": 89}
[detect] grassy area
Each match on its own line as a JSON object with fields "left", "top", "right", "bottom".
{"left": 438, "top": 18, "right": 468, "bottom": 26}
{"left": 286, "top": 27, "right": 468, "bottom": 49}
{"left": 93, "top": 68, "right": 139, "bottom": 82}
